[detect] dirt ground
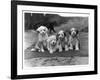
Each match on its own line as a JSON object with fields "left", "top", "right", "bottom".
{"left": 24, "top": 57, "right": 88, "bottom": 67}
{"left": 24, "top": 26, "right": 88, "bottom": 67}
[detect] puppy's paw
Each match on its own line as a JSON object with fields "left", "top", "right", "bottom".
{"left": 38, "top": 49, "right": 41, "bottom": 52}
{"left": 65, "top": 48, "right": 69, "bottom": 51}
{"left": 41, "top": 49, "right": 44, "bottom": 52}
{"left": 31, "top": 48, "right": 36, "bottom": 51}
{"left": 69, "top": 47, "right": 73, "bottom": 50}
{"left": 75, "top": 47, "right": 79, "bottom": 50}
{"left": 58, "top": 48, "right": 62, "bottom": 52}
{"left": 50, "top": 50, "right": 53, "bottom": 54}
{"left": 59, "top": 49, "right": 62, "bottom": 52}
{"left": 65, "top": 46, "right": 69, "bottom": 51}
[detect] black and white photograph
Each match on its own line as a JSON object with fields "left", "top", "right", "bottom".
{"left": 11, "top": 1, "right": 97, "bottom": 79}
{"left": 24, "top": 12, "right": 88, "bottom": 67}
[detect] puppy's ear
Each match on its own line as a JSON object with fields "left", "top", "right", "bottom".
{"left": 76, "top": 30, "right": 79, "bottom": 35}
{"left": 68, "top": 31, "right": 71, "bottom": 35}
{"left": 45, "top": 27, "right": 48, "bottom": 32}
{"left": 64, "top": 32, "right": 66, "bottom": 36}
{"left": 36, "top": 28, "right": 40, "bottom": 33}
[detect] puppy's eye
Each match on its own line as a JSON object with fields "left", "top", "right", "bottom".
{"left": 62, "top": 34, "right": 64, "bottom": 36}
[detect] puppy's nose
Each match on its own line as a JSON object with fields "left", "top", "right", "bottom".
{"left": 59, "top": 36, "right": 63, "bottom": 39}
{"left": 72, "top": 32, "right": 76, "bottom": 35}
{"left": 42, "top": 31, "right": 45, "bottom": 33}
{"left": 53, "top": 42, "right": 56, "bottom": 45}
{"left": 42, "top": 31, "right": 45, "bottom": 34}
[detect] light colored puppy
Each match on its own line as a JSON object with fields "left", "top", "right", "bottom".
{"left": 68, "top": 28, "right": 80, "bottom": 50}
{"left": 47, "top": 35, "right": 57, "bottom": 54}
{"left": 31, "top": 26, "right": 48, "bottom": 52}
{"left": 56, "top": 30, "right": 69, "bottom": 52}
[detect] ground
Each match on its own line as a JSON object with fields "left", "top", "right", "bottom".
{"left": 24, "top": 26, "right": 88, "bottom": 67}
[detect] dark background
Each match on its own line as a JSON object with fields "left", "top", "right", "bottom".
{"left": 25, "top": 13, "right": 88, "bottom": 32}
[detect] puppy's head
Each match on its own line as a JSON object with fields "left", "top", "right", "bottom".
{"left": 49, "top": 35, "right": 57, "bottom": 46}
{"left": 57, "top": 30, "right": 66, "bottom": 40}
{"left": 36, "top": 26, "right": 48, "bottom": 36}
{"left": 69, "top": 28, "right": 79, "bottom": 37}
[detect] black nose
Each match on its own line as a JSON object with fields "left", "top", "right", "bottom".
{"left": 53, "top": 42, "right": 56, "bottom": 44}
{"left": 72, "top": 33, "right": 77, "bottom": 37}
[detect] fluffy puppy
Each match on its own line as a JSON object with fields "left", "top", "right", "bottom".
{"left": 31, "top": 26, "right": 48, "bottom": 52}
{"left": 56, "top": 30, "right": 69, "bottom": 52}
{"left": 47, "top": 35, "right": 57, "bottom": 54}
{"left": 68, "top": 28, "right": 80, "bottom": 50}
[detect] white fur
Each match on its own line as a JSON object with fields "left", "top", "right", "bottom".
{"left": 47, "top": 35, "right": 57, "bottom": 54}
{"left": 31, "top": 26, "right": 48, "bottom": 52}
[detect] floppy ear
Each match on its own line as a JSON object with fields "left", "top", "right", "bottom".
{"left": 68, "top": 31, "right": 71, "bottom": 35}
{"left": 45, "top": 27, "right": 48, "bottom": 32}
{"left": 64, "top": 32, "right": 66, "bottom": 36}
{"left": 36, "top": 28, "right": 40, "bottom": 33}
{"left": 76, "top": 30, "right": 79, "bottom": 35}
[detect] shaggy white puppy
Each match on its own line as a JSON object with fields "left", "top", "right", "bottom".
{"left": 68, "top": 28, "right": 80, "bottom": 50}
{"left": 47, "top": 35, "right": 57, "bottom": 54}
{"left": 31, "top": 26, "right": 48, "bottom": 52}
{"left": 56, "top": 30, "right": 69, "bottom": 52}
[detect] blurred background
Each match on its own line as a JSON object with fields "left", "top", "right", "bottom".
{"left": 25, "top": 13, "right": 88, "bottom": 32}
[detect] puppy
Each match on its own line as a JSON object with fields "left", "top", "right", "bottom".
{"left": 31, "top": 26, "right": 48, "bottom": 52}
{"left": 56, "top": 30, "right": 69, "bottom": 52}
{"left": 68, "top": 28, "right": 80, "bottom": 50}
{"left": 47, "top": 35, "right": 57, "bottom": 54}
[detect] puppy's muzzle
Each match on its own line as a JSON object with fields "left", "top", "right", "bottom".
{"left": 41, "top": 31, "right": 46, "bottom": 35}
{"left": 59, "top": 36, "right": 64, "bottom": 40}
{"left": 71, "top": 32, "right": 76, "bottom": 37}
{"left": 51, "top": 41, "right": 56, "bottom": 46}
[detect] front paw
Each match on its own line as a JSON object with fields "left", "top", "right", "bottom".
{"left": 31, "top": 48, "right": 36, "bottom": 51}
{"left": 50, "top": 50, "right": 53, "bottom": 54}
{"left": 65, "top": 46, "right": 69, "bottom": 51}
{"left": 41, "top": 49, "right": 44, "bottom": 52}
{"left": 59, "top": 49, "right": 62, "bottom": 52}
{"left": 65, "top": 48, "right": 69, "bottom": 51}
{"left": 75, "top": 47, "right": 79, "bottom": 50}
{"left": 69, "top": 47, "right": 73, "bottom": 50}
{"left": 38, "top": 49, "right": 41, "bottom": 52}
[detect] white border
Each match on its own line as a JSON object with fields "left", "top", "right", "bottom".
{"left": 17, "top": 5, "right": 94, "bottom": 75}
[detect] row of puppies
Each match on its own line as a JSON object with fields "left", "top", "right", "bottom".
{"left": 31, "top": 26, "right": 80, "bottom": 54}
